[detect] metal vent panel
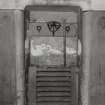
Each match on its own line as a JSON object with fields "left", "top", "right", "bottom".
{"left": 28, "top": 67, "right": 75, "bottom": 105}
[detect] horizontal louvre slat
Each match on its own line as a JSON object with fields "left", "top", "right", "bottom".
{"left": 37, "top": 94, "right": 71, "bottom": 97}
{"left": 37, "top": 72, "right": 72, "bottom": 76}
{"left": 37, "top": 77, "right": 72, "bottom": 81}
{"left": 37, "top": 68, "right": 72, "bottom": 72}
{"left": 37, "top": 92, "right": 71, "bottom": 96}
{"left": 37, "top": 90, "right": 71, "bottom": 92}
{"left": 37, "top": 102, "right": 70, "bottom": 105}
{"left": 37, "top": 87, "right": 71, "bottom": 91}
{"left": 37, "top": 81, "right": 72, "bottom": 86}
{"left": 37, "top": 70, "right": 72, "bottom": 72}
{"left": 37, "top": 80, "right": 72, "bottom": 82}
{"left": 37, "top": 101, "right": 72, "bottom": 103}
{"left": 37, "top": 97, "right": 72, "bottom": 102}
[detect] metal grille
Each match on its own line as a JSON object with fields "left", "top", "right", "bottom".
{"left": 36, "top": 68, "right": 74, "bottom": 105}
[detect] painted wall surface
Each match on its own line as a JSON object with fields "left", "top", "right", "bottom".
{"left": 91, "top": 0, "right": 105, "bottom": 10}
{"left": 89, "top": 12, "right": 105, "bottom": 105}
{"left": 0, "top": 10, "right": 16, "bottom": 105}
{"left": 0, "top": 10, "right": 24, "bottom": 105}
{"left": 83, "top": 11, "right": 105, "bottom": 105}
{"left": 0, "top": 0, "right": 105, "bottom": 10}
{"left": 0, "top": 0, "right": 90, "bottom": 10}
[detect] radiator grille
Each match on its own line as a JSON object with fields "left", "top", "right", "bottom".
{"left": 36, "top": 68, "right": 74, "bottom": 105}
